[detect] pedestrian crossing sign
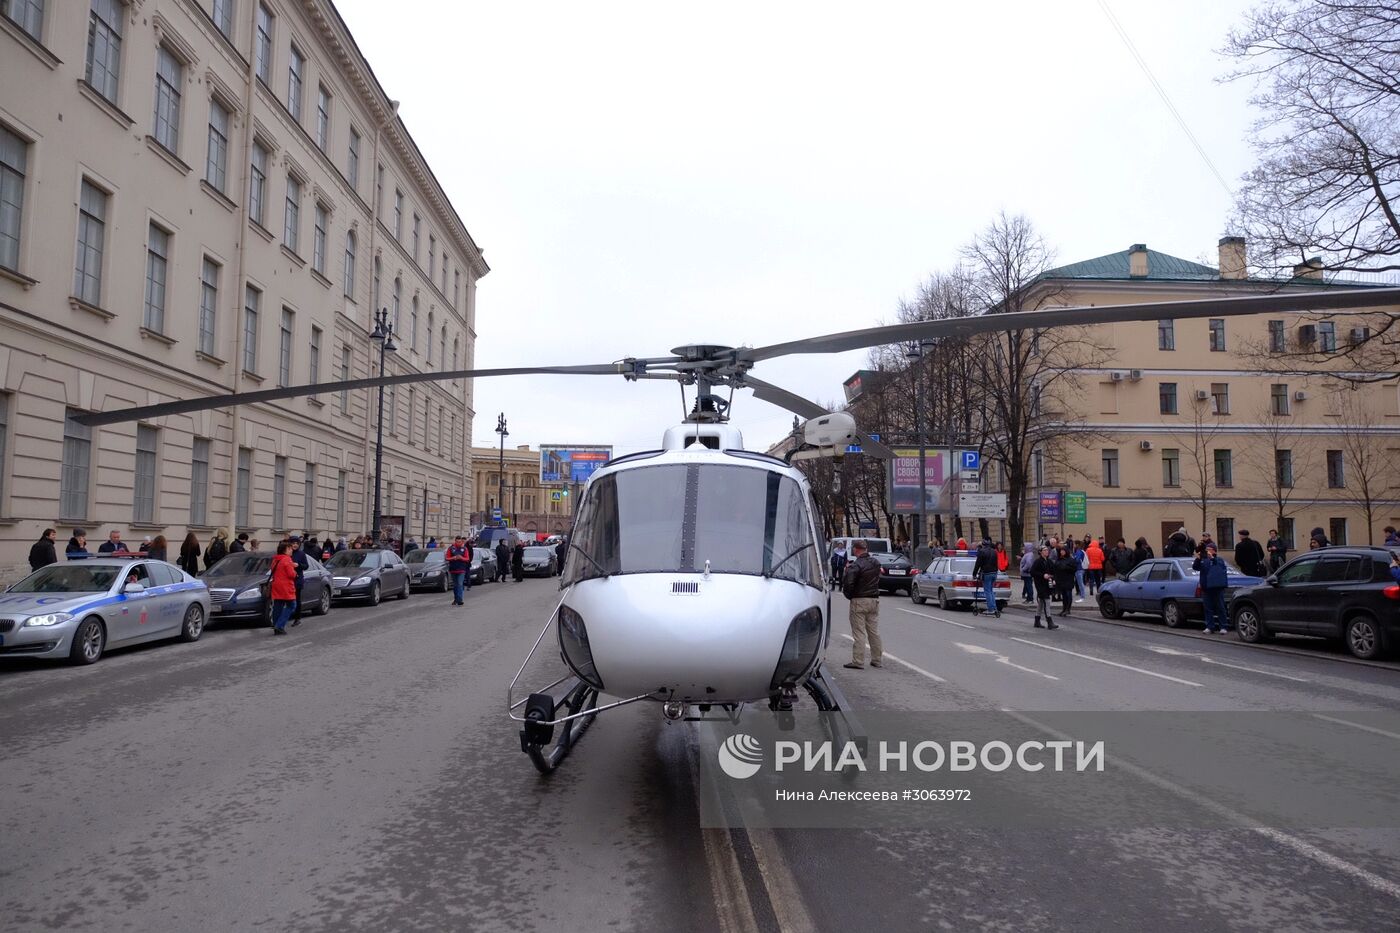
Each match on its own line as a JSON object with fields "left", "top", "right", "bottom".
{"left": 550, "top": 490, "right": 563, "bottom": 502}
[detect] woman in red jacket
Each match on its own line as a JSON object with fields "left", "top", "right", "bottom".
{"left": 269, "top": 541, "right": 298, "bottom": 635}
{"left": 996, "top": 542, "right": 1009, "bottom": 573}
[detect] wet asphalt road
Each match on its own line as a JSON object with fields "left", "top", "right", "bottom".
{"left": 3, "top": 580, "right": 1399, "bottom": 932}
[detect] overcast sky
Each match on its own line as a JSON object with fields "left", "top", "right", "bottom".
{"left": 335, "top": 0, "right": 1259, "bottom": 456}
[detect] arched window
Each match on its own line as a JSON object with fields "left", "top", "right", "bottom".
{"left": 426, "top": 311, "right": 434, "bottom": 364}
{"left": 410, "top": 297, "right": 418, "bottom": 350}
{"left": 452, "top": 336, "right": 459, "bottom": 372}
{"left": 372, "top": 255, "right": 381, "bottom": 311}
{"left": 392, "top": 277, "right": 401, "bottom": 331}
{"left": 343, "top": 230, "right": 357, "bottom": 298}
{"left": 440, "top": 327, "right": 446, "bottom": 372}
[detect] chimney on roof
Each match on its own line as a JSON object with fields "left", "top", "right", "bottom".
{"left": 1292, "top": 257, "right": 1325, "bottom": 281}
{"left": 1129, "top": 244, "right": 1148, "bottom": 278}
{"left": 1218, "top": 236, "right": 1247, "bottom": 280}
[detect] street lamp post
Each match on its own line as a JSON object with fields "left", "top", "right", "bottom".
{"left": 495, "top": 413, "right": 508, "bottom": 522}
{"left": 906, "top": 340, "right": 933, "bottom": 560}
{"left": 369, "top": 308, "right": 397, "bottom": 544}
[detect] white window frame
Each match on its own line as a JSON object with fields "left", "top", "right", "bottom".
{"left": 283, "top": 173, "right": 301, "bottom": 252}
{"left": 143, "top": 222, "right": 170, "bottom": 333}
{"left": 153, "top": 45, "right": 183, "bottom": 154}
{"left": 85, "top": 0, "right": 124, "bottom": 104}
{"left": 74, "top": 179, "right": 108, "bottom": 306}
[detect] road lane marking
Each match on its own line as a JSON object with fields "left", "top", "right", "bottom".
{"left": 1144, "top": 645, "right": 1312, "bottom": 683}
{"left": 1009, "top": 638, "right": 1203, "bottom": 687}
{"left": 1312, "top": 713, "right": 1400, "bottom": 742}
{"left": 897, "top": 607, "right": 973, "bottom": 629}
{"left": 453, "top": 639, "right": 500, "bottom": 667}
{"left": 954, "top": 642, "right": 1059, "bottom": 680}
{"left": 837, "top": 635, "right": 946, "bottom": 681}
{"left": 228, "top": 640, "right": 313, "bottom": 665}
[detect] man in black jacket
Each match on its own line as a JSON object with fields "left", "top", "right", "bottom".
{"left": 1233, "top": 530, "right": 1266, "bottom": 577}
{"left": 972, "top": 539, "right": 1001, "bottom": 617}
{"left": 495, "top": 539, "right": 510, "bottom": 579}
{"left": 1030, "top": 545, "right": 1059, "bottom": 630}
{"left": 289, "top": 536, "right": 310, "bottom": 626}
{"left": 28, "top": 528, "right": 58, "bottom": 571}
{"left": 841, "top": 540, "right": 883, "bottom": 670}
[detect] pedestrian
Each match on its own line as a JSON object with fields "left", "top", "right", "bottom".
{"left": 248, "top": 537, "right": 261, "bottom": 552}
{"left": 268, "top": 542, "right": 298, "bottom": 636}
{"left": 1130, "top": 536, "right": 1153, "bottom": 569}
{"left": 1107, "top": 538, "right": 1133, "bottom": 580}
{"left": 1164, "top": 527, "right": 1192, "bottom": 557}
{"left": 1385, "top": 526, "right": 1400, "bottom": 548}
{"left": 1233, "top": 530, "right": 1266, "bottom": 577}
{"left": 204, "top": 529, "right": 229, "bottom": 570}
{"left": 972, "top": 538, "right": 1000, "bottom": 617}
{"left": 830, "top": 542, "right": 848, "bottom": 587}
{"left": 426, "top": 536, "right": 438, "bottom": 549}
{"left": 65, "top": 529, "right": 91, "bottom": 560}
{"left": 1265, "top": 530, "right": 1287, "bottom": 572}
{"left": 1309, "top": 526, "right": 1329, "bottom": 550}
{"left": 289, "top": 536, "right": 309, "bottom": 626}
{"left": 1052, "top": 545, "right": 1078, "bottom": 617}
{"left": 1072, "top": 539, "right": 1087, "bottom": 602}
{"left": 446, "top": 535, "right": 471, "bottom": 604}
{"left": 1085, "top": 537, "right": 1105, "bottom": 594}
{"left": 1019, "top": 542, "right": 1036, "bottom": 604}
{"left": 179, "top": 533, "right": 201, "bottom": 577}
{"left": 98, "top": 530, "right": 130, "bottom": 554}
{"left": 138, "top": 535, "right": 153, "bottom": 554}
{"left": 1031, "top": 544, "right": 1059, "bottom": 630}
{"left": 511, "top": 541, "right": 525, "bottom": 581}
{"left": 1192, "top": 542, "right": 1231, "bottom": 634}
{"left": 555, "top": 538, "right": 567, "bottom": 576}
{"left": 1194, "top": 532, "right": 1214, "bottom": 559}
{"left": 230, "top": 532, "right": 249, "bottom": 553}
{"left": 495, "top": 538, "right": 510, "bottom": 578}
{"left": 406, "top": 536, "right": 420, "bottom": 553}
{"left": 841, "top": 539, "right": 883, "bottom": 669}
{"left": 147, "top": 534, "right": 168, "bottom": 563}
{"left": 28, "top": 528, "right": 58, "bottom": 571}
{"left": 1390, "top": 552, "right": 1400, "bottom": 585}
{"left": 929, "top": 540, "right": 945, "bottom": 558}
{"left": 956, "top": 537, "right": 968, "bottom": 551}
{"left": 995, "top": 542, "right": 1009, "bottom": 574}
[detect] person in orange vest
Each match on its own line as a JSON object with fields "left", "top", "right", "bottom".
{"left": 1085, "top": 537, "right": 1106, "bottom": 596}
{"left": 995, "top": 542, "right": 1009, "bottom": 573}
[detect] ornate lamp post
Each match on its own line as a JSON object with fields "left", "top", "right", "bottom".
{"left": 495, "top": 413, "right": 509, "bottom": 522}
{"left": 370, "top": 308, "right": 397, "bottom": 543}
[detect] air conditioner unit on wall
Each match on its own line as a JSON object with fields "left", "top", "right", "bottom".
{"left": 1128, "top": 369, "right": 1143, "bottom": 381}
{"left": 1139, "top": 440, "right": 1153, "bottom": 451}
{"left": 1110, "top": 371, "right": 1124, "bottom": 382}
{"left": 1294, "top": 390, "right": 1308, "bottom": 401}
{"left": 1194, "top": 389, "right": 1210, "bottom": 401}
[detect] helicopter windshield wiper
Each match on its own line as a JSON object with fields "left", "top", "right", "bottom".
{"left": 569, "top": 541, "right": 610, "bottom": 578}
{"left": 764, "top": 542, "right": 814, "bottom": 579}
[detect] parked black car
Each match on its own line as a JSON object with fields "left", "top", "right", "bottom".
{"left": 871, "top": 551, "right": 916, "bottom": 595}
{"left": 404, "top": 548, "right": 450, "bottom": 592}
{"left": 472, "top": 549, "right": 500, "bottom": 585}
{"left": 203, "top": 551, "right": 334, "bottom": 624}
{"left": 326, "top": 548, "right": 411, "bottom": 605}
{"left": 1229, "top": 546, "right": 1400, "bottom": 660}
{"left": 520, "top": 546, "right": 557, "bottom": 578}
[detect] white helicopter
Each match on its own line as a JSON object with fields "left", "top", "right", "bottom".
{"left": 76, "top": 287, "right": 1400, "bottom": 773}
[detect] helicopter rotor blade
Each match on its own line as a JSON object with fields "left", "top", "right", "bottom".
{"left": 70, "top": 363, "right": 654, "bottom": 428}
{"left": 741, "top": 287, "right": 1400, "bottom": 363}
{"left": 742, "top": 376, "right": 896, "bottom": 459}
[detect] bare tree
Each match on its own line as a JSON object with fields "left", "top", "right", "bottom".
{"left": 1170, "top": 392, "right": 1230, "bottom": 537}
{"left": 1330, "top": 386, "right": 1398, "bottom": 544}
{"left": 1243, "top": 400, "right": 1317, "bottom": 537}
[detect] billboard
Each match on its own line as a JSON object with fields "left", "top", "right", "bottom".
{"left": 1038, "top": 492, "right": 1063, "bottom": 522}
{"left": 888, "top": 449, "right": 951, "bottom": 513}
{"left": 1064, "top": 491, "right": 1087, "bottom": 524}
{"left": 540, "top": 446, "right": 613, "bottom": 485}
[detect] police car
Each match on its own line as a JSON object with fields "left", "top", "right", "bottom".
{"left": 910, "top": 550, "right": 1011, "bottom": 611}
{"left": 0, "top": 559, "right": 211, "bottom": 664}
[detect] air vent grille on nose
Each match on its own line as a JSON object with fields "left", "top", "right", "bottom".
{"left": 671, "top": 582, "right": 700, "bottom": 594}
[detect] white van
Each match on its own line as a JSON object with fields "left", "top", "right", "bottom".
{"left": 829, "top": 536, "right": 893, "bottom": 556}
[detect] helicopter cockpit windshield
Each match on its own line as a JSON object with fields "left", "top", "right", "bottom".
{"left": 564, "top": 464, "right": 822, "bottom": 587}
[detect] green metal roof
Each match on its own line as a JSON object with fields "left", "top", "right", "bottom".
{"left": 1041, "top": 246, "right": 1220, "bottom": 282}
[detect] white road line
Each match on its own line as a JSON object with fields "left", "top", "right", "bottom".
{"left": 453, "top": 639, "right": 500, "bottom": 667}
{"left": 1312, "top": 713, "right": 1400, "bottom": 742}
{"left": 897, "top": 606, "right": 973, "bottom": 629}
{"left": 1009, "top": 638, "right": 1203, "bottom": 687}
{"left": 1144, "top": 645, "right": 1311, "bottom": 683}
{"left": 837, "top": 634, "right": 946, "bottom": 682}
{"left": 954, "top": 642, "right": 1059, "bottom": 680}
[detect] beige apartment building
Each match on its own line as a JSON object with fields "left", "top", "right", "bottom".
{"left": 468, "top": 444, "right": 573, "bottom": 537}
{"left": 0, "top": 0, "right": 486, "bottom": 579}
{"left": 1019, "top": 240, "right": 1400, "bottom": 550}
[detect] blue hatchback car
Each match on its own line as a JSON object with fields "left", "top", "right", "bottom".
{"left": 1096, "top": 557, "right": 1263, "bottom": 628}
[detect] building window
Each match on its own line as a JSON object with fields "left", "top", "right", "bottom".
{"left": 315, "top": 84, "right": 330, "bottom": 150}
{"left": 242, "top": 284, "right": 260, "bottom": 373}
{"left": 1275, "top": 449, "right": 1293, "bottom": 489}
{"left": 1330, "top": 517, "right": 1348, "bottom": 546}
{"left": 133, "top": 424, "right": 157, "bottom": 523}
{"left": 348, "top": 127, "right": 360, "bottom": 189}
{"left": 412, "top": 213, "right": 420, "bottom": 261}
{"left": 1215, "top": 517, "right": 1235, "bottom": 543}
{"left": 1210, "top": 382, "right": 1230, "bottom": 415}
{"left": 143, "top": 223, "right": 169, "bottom": 333}
{"left": 249, "top": 141, "right": 268, "bottom": 225}
{"left": 205, "top": 97, "right": 230, "bottom": 193}
{"left": 409, "top": 299, "right": 418, "bottom": 350}
{"left": 336, "top": 469, "right": 346, "bottom": 532}
{"left": 1326, "top": 449, "right": 1345, "bottom": 488}
{"left": 61, "top": 411, "right": 92, "bottom": 520}
{"left": 338, "top": 344, "right": 350, "bottom": 414}
{"left": 272, "top": 455, "right": 286, "bottom": 529}
{"left": 343, "top": 230, "right": 356, "bottom": 298}
{"left": 190, "top": 436, "right": 209, "bottom": 525}
{"left": 372, "top": 255, "right": 381, "bottom": 310}
{"left": 1032, "top": 449, "right": 1044, "bottom": 488}
{"left": 0, "top": 124, "right": 26, "bottom": 273}
{"left": 1209, "top": 318, "right": 1226, "bottom": 352}
{"left": 235, "top": 447, "right": 251, "bottom": 527}
{"left": 309, "top": 325, "right": 321, "bottom": 392}
{"left": 392, "top": 277, "right": 401, "bottom": 331}
{"left": 393, "top": 189, "right": 403, "bottom": 239}
{"left": 453, "top": 270, "right": 460, "bottom": 309}
{"left": 429, "top": 234, "right": 436, "bottom": 280}
{"left": 375, "top": 163, "right": 383, "bottom": 214}
{"left": 85, "top": 0, "right": 123, "bottom": 104}
{"left": 304, "top": 463, "right": 316, "bottom": 531}
{"left": 1157, "top": 319, "right": 1174, "bottom": 351}
{"left": 153, "top": 46, "right": 183, "bottom": 154}
{"left": 441, "top": 253, "right": 448, "bottom": 292}
{"left": 1159, "top": 382, "right": 1177, "bottom": 415}
{"left": 426, "top": 311, "right": 434, "bottom": 363}
{"left": 210, "top": 0, "right": 232, "bottom": 38}
{"left": 1319, "top": 321, "right": 1337, "bottom": 352}
{"left": 73, "top": 179, "right": 107, "bottom": 306}
{"left": 386, "top": 383, "right": 395, "bottom": 434}
{"left": 1270, "top": 383, "right": 1290, "bottom": 416}
{"left": 439, "top": 328, "right": 446, "bottom": 372}
{"left": 406, "top": 388, "right": 415, "bottom": 443}
{"left": 312, "top": 202, "right": 327, "bottom": 274}
{"left": 278, "top": 308, "right": 293, "bottom": 387}
{"left": 1162, "top": 448, "right": 1180, "bottom": 488}
{"left": 1268, "top": 319, "right": 1285, "bottom": 353}
{"left": 254, "top": 2, "right": 273, "bottom": 84}
{"left": 1102, "top": 449, "right": 1119, "bottom": 488}
{"left": 0, "top": 393, "right": 7, "bottom": 506}
{"left": 283, "top": 175, "right": 301, "bottom": 252}
{"left": 286, "top": 44, "right": 304, "bottom": 121}
{"left": 3, "top": 0, "right": 44, "bottom": 40}
{"left": 1213, "top": 448, "right": 1233, "bottom": 487}
{"left": 452, "top": 336, "right": 459, "bottom": 373}
{"left": 1280, "top": 518, "right": 1295, "bottom": 549}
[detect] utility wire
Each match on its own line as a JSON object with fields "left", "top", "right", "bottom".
{"left": 1095, "top": 0, "right": 1235, "bottom": 197}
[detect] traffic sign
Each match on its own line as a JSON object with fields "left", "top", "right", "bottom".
{"left": 958, "top": 493, "right": 1006, "bottom": 518}
{"left": 846, "top": 433, "right": 880, "bottom": 454}
{"left": 550, "top": 490, "right": 563, "bottom": 502}
{"left": 490, "top": 507, "right": 502, "bottom": 520}
{"left": 959, "top": 450, "right": 980, "bottom": 471}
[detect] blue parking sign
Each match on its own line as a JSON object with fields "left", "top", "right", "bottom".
{"left": 960, "top": 450, "right": 980, "bottom": 471}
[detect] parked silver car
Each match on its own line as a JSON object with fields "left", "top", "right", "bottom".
{"left": 911, "top": 555, "right": 1011, "bottom": 611}
{"left": 326, "top": 548, "right": 411, "bottom": 605}
{"left": 0, "top": 559, "right": 210, "bottom": 664}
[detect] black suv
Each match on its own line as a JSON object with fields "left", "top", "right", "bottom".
{"left": 1229, "top": 546, "right": 1400, "bottom": 660}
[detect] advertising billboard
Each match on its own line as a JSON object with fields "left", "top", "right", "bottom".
{"left": 1064, "top": 491, "right": 1087, "bottom": 524}
{"left": 540, "top": 446, "right": 614, "bottom": 485}
{"left": 1038, "top": 492, "right": 1063, "bottom": 522}
{"left": 888, "top": 449, "right": 950, "bottom": 513}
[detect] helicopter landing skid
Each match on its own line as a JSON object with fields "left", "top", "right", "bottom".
{"left": 801, "top": 662, "right": 868, "bottom": 755}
